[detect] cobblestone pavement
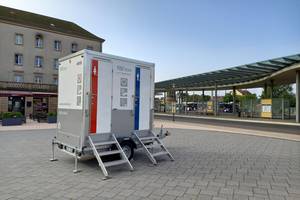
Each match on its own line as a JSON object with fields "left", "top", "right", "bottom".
{"left": 0, "top": 127, "right": 299, "bottom": 200}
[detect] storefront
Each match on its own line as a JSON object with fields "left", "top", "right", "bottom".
{"left": 0, "top": 90, "right": 57, "bottom": 118}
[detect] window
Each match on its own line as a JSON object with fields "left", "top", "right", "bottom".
{"left": 87, "top": 46, "right": 93, "bottom": 50}
{"left": 34, "top": 76, "right": 42, "bottom": 84}
{"left": 14, "top": 75, "right": 24, "bottom": 82}
{"left": 15, "top": 34, "right": 23, "bottom": 45}
{"left": 53, "top": 77, "right": 58, "bottom": 85}
{"left": 35, "top": 34, "right": 43, "bottom": 48}
{"left": 35, "top": 56, "right": 43, "bottom": 68}
{"left": 54, "top": 40, "right": 61, "bottom": 51}
{"left": 53, "top": 59, "right": 59, "bottom": 70}
{"left": 14, "top": 54, "right": 23, "bottom": 65}
{"left": 71, "top": 43, "right": 78, "bottom": 53}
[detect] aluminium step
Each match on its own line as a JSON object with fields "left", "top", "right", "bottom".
{"left": 152, "top": 151, "right": 169, "bottom": 157}
{"left": 145, "top": 143, "right": 162, "bottom": 149}
{"left": 104, "top": 159, "right": 128, "bottom": 167}
{"left": 93, "top": 140, "right": 117, "bottom": 146}
{"left": 98, "top": 150, "right": 121, "bottom": 156}
{"left": 140, "top": 136, "right": 157, "bottom": 141}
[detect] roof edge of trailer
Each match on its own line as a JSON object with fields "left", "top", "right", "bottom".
{"left": 59, "top": 50, "right": 155, "bottom": 67}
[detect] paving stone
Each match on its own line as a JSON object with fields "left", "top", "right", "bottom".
{"left": 248, "top": 196, "right": 265, "bottom": 200}
{"left": 196, "top": 194, "right": 213, "bottom": 200}
{"left": 268, "top": 189, "right": 288, "bottom": 196}
{"left": 212, "top": 197, "right": 227, "bottom": 200}
{"left": 233, "top": 194, "right": 250, "bottom": 200}
{"left": 253, "top": 188, "right": 268, "bottom": 195}
{"left": 196, "top": 180, "right": 209, "bottom": 187}
{"left": 166, "top": 188, "right": 186, "bottom": 196}
{"left": 235, "top": 188, "right": 253, "bottom": 196}
{"left": 219, "top": 188, "right": 234, "bottom": 195}
{"left": 268, "top": 195, "right": 285, "bottom": 200}
{"left": 185, "top": 188, "right": 201, "bottom": 195}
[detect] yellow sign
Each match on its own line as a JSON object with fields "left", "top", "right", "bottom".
{"left": 207, "top": 101, "right": 214, "bottom": 113}
{"left": 261, "top": 99, "right": 272, "bottom": 105}
{"left": 171, "top": 102, "right": 176, "bottom": 113}
{"left": 261, "top": 99, "right": 272, "bottom": 118}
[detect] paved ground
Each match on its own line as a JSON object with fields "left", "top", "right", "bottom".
{"left": 0, "top": 125, "right": 299, "bottom": 200}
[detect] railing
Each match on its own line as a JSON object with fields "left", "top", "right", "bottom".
{"left": 0, "top": 81, "right": 57, "bottom": 92}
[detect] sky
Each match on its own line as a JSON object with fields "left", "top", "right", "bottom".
{"left": 1, "top": 0, "right": 300, "bottom": 84}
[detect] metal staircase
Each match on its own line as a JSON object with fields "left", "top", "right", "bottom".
{"left": 88, "top": 134, "right": 133, "bottom": 179}
{"left": 133, "top": 131, "right": 174, "bottom": 165}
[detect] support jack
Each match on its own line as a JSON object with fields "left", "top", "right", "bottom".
{"left": 50, "top": 138, "right": 58, "bottom": 162}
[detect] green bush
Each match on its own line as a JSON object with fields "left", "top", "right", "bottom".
{"left": 47, "top": 112, "right": 57, "bottom": 117}
{"left": 2, "top": 112, "right": 23, "bottom": 119}
{"left": 0, "top": 112, "right": 3, "bottom": 120}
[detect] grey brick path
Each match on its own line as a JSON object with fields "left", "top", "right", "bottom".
{"left": 0, "top": 128, "right": 299, "bottom": 200}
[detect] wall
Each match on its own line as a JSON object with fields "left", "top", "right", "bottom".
{"left": 0, "top": 22, "right": 102, "bottom": 84}
{"left": 24, "top": 96, "right": 33, "bottom": 117}
{"left": 0, "top": 97, "right": 8, "bottom": 113}
{"left": 48, "top": 97, "right": 58, "bottom": 113}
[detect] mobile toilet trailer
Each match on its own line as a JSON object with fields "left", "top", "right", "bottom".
{"left": 51, "top": 50, "right": 174, "bottom": 178}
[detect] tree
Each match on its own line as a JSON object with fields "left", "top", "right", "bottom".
{"left": 223, "top": 92, "right": 256, "bottom": 103}
{"left": 261, "top": 84, "right": 296, "bottom": 106}
{"left": 239, "top": 93, "right": 257, "bottom": 101}
{"left": 187, "top": 94, "right": 211, "bottom": 102}
{"left": 223, "top": 93, "right": 233, "bottom": 103}
{"left": 178, "top": 93, "right": 211, "bottom": 102}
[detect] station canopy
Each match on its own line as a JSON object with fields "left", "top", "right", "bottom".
{"left": 155, "top": 54, "right": 300, "bottom": 92}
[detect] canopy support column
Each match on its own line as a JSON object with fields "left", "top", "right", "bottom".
{"left": 270, "top": 80, "right": 274, "bottom": 99}
{"left": 232, "top": 86, "right": 236, "bottom": 114}
{"left": 202, "top": 89, "right": 205, "bottom": 115}
{"left": 296, "top": 71, "right": 300, "bottom": 123}
{"left": 185, "top": 90, "right": 188, "bottom": 115}
{"left": 178, "top": 90, "right": 182, "bottom": 113}
{"left": 214, "top": 84, "right": 218, "bottom": 116}
{"left": 163, "top": 91, "right": 166, "bottom": 113}
{"left": 281, "top": 98, "right": 285, "bottom": 120}
{"left": 264, "top": 83, "right": 268, "bottom": 97}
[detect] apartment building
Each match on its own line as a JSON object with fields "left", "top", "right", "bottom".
{"left": 0, "top": 5, "right": 105, "bottom": 118}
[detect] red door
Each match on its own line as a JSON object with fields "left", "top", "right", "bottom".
{"left": 90, "top": 59, "right": 98, "bottom": 134}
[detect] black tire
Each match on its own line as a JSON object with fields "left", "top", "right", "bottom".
{"left": 120, "top": 141, "right": 134, "bottom": 160}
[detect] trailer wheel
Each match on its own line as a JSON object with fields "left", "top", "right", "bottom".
{"left": 120, "top": 141, "right": 134, "bottom": 160}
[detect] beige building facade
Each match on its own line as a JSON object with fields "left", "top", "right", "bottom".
{"left": 0, "top": 22, "right": 102, "bottom": 84}
{"left": 0, "top": 5, "right": 104, "bottom": 119}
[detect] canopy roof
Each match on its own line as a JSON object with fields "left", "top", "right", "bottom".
{"left": 155, "top": 53, "right": 300, "bottom": 91}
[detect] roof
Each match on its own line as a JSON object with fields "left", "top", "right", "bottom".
{"left": 156, "top": 53, "right": 300, "bottom": 91}
{"left": 0, "top": 5, "right": 104, "bottom": 42}
{"left": 236, "top": 89, "right": 251, "bottom": 96}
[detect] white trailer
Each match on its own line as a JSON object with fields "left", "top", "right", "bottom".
{"left": 51, "top": 50, "right": 173, "bottom": 178}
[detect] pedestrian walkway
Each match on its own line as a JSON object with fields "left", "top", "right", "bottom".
{"left": 155, "top": 113, "right": 300, "bottom": 136}
{"left": 155, "top": 113, "right": 300, "bottom": 126}
{"left": 154, "top": 120, "right": 300, "bottom": 142}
